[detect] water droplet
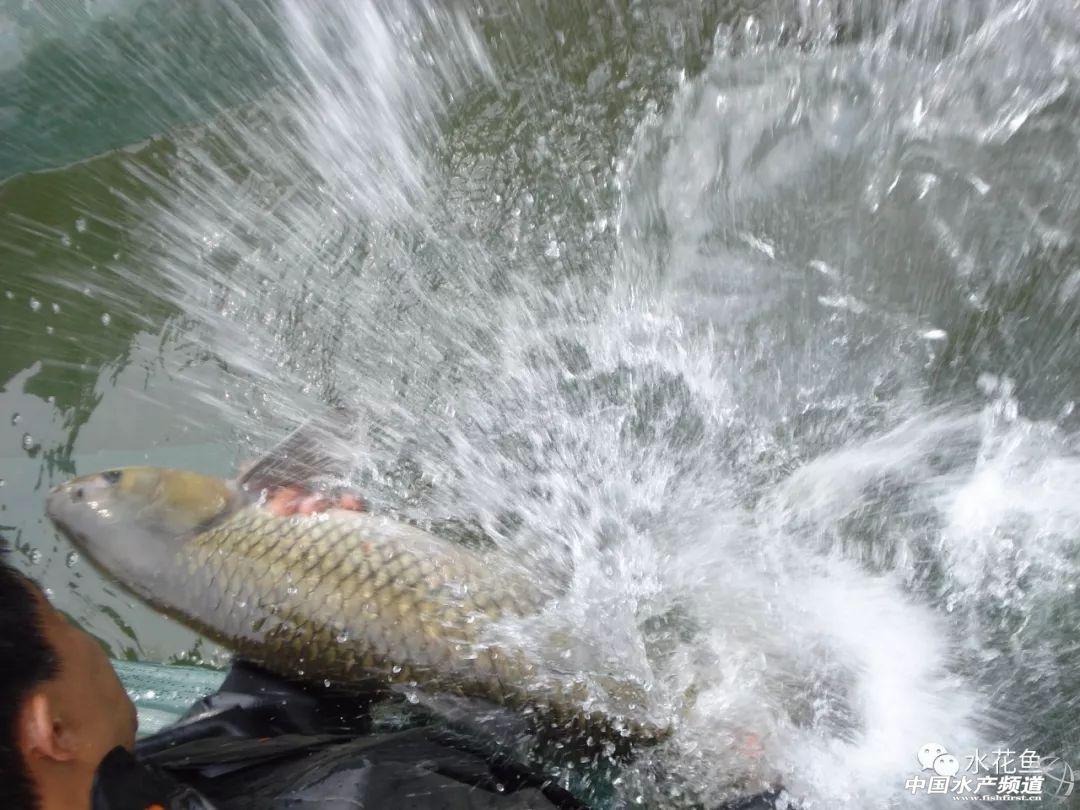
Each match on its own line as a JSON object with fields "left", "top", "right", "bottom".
{"left": 75, "top": 218, "right": 87, "bottom": 233}
{"left": 100, "top": 313, "right": 111, "bottom": 326}
{"left": 28, "top": 297, "right": 40, "bottom": 312}
{"left": 65, "top": 551, "right": 79, "bottom": 568}
{"left": 11, "top": 413, "right": 19, "bottom": 425}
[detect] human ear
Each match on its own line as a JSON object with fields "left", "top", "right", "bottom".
{"left": 19, "top": 691, "right": 77, "bottom": 763}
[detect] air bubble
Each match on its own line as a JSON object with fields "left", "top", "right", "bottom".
{"left": 392, "top": 665, "right": 402, "bottom": 674}
{"left": 66, "top": 551, "right": 79, "bottom": 568}
{"left": 100, "top": 313, "right": 111, "bottom": 326}
{"left": 51, "top": 303, "right": 60, "bottom": 314}
{"left": 21, "top": 433, "right": 36, "bottom": 451}
{"left": 323, "top": 679, "right": 331, "bottom": 688}
{"left": 75, "top": 218, "right": 87, "bottom": 233}
{"left": 28, "top": 549, "right": 41, "bottom": 564}
{"left": 336, "top": 631, "right": 350, "bottom": 643}
{"left": 28, "top": 297, "right": 40, "bottom": 312}
{"left": 11, "top": 413, "right": 19, "bottom": 425}
{"left": 3, "top": 290, "right": 12, "bottom": 299}
{"left": 60, "top": 234, "right": 71, "bottom": 247}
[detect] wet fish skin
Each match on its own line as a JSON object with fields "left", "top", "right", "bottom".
{"left": 46, "top": 467, "right": 666, "bottom": 746}
{"left": 182, "top": 506, "right": 546, "bottom": 694}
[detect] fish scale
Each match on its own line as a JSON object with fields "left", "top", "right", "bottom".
{"left": 176, "top": 505, "right": 662, "bottom": 743}
{"left": 182, "top": 507, "right": 538, "bottom": 685}
{"left": 48, "top": 466, "right": 668, "bottom": 746}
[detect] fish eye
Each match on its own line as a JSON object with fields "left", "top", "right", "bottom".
{"left": 101, "top": 470, "right": 122, "bottom": 485}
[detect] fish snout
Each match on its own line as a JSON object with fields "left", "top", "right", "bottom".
{"left": 46, "top": 481, "right": 72, "bottom": 515}
{"left": 47, "top": 479, "right": 88, "bottom": 511}
{"left": 46, "top": 471, "right": 123, "bottom": 525}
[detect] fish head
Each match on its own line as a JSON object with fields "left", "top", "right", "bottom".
{"left": 47, "top": 467, "right": 238, "bottom": 594}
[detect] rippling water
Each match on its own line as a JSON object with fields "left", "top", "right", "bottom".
{"left": 3, "top": 1, "right": 1080, "bottom": 806}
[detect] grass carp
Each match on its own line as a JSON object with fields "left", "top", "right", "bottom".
{"left": 46, "top": 461, "right": 666, "bottom": 748}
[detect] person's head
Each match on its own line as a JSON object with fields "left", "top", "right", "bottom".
{"left": 0, "top": 549, "right": 136, "bottom": 810}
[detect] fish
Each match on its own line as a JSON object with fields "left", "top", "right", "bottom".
{"left": 45, "top": 422, "right": 667, "bottom": 749}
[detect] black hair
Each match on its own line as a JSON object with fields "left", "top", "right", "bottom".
{"left": 0, "top": 546, "right": 59, "bottom": 810}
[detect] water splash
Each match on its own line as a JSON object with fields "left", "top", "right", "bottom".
{"left": 15, "top": 0, "right": 1080, "bottom": 806}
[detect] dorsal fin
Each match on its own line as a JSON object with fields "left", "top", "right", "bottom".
{"left": 238, "top": 407, "right": 358, "bottom": 495}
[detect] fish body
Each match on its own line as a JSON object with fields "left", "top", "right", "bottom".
{"left": 177, "top": 504, "right": 546, "bottom": 696}
{"left": 46, "top": 466, "right": 664, "bottom": 745}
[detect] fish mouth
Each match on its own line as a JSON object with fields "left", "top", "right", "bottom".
{"left": 45, "top": 483, "right": 125, "bottom": 590}
{"left": 45, "top": 480, "right": 100, "bottom": 551}
{"left": 45, "top": 484, "right": 69, "bottom": 525}
{"left": 45, "top": 499, "right": 82, "bottom": 548}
